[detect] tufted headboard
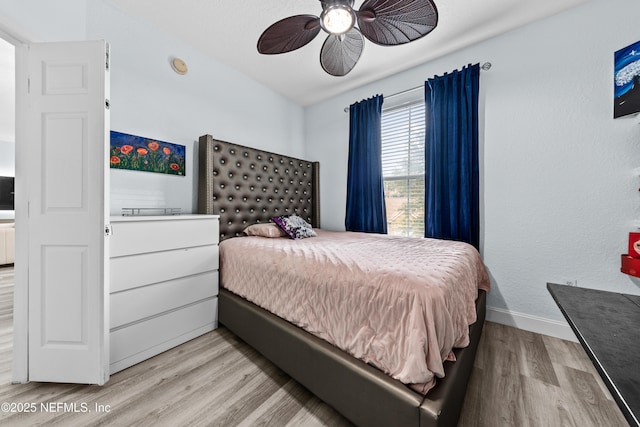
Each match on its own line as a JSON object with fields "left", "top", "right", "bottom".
{"left": 198, "top": 134, "right": 320, "bottom": 241}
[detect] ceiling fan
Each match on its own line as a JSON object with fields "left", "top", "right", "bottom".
{"left": 257, "top": 0, "right": 439, "bottom": 77}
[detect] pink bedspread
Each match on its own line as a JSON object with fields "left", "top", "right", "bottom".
{"left": 220, "top": 229, "right": 490, "bottom": 394}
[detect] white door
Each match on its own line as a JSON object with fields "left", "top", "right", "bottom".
{"left": 23, "top": 41, "right": 110, "bottom": 384}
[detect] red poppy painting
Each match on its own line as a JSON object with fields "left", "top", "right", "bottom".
{"left": 110, "top": 131, "right": 186, "bottom": 176}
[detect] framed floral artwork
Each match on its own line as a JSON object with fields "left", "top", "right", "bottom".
{"left": 110, "top": 131, "right": 186, "bottom": 176}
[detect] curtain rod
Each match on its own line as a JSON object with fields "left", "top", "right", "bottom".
{"left": 343, "top": 62, "right": 492, "bottom": 112}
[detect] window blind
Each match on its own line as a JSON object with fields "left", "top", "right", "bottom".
{"left": 381, "top": 100, "right": 425, "bottom": 238}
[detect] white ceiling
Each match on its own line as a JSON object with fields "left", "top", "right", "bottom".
{"left": 109, "top": 0, "right": 588, "bottom": 106}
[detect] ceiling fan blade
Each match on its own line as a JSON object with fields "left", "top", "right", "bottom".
{"left": 320, "top": 28, "right": 364, "bottom": 77}
{"left": 257, "top": 15, "right": 321, "bottom": 54}
{"left": 356, "top": 0, "right": 438, "bottom": 46}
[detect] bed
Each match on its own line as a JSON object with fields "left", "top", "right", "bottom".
{"left": 198, "top": 134, "right": 489, "bottom": 427}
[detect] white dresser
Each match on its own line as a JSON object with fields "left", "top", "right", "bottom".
{"left": 109, "top": 214, "right": 219, "bottom": 374}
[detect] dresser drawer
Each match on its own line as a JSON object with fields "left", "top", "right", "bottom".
{"left": 110, "top": 297, "right": 217, "bottom": 374}
{"left": 111, "top": 270, "right": 219, "bottom": 329}
{"left": 108, "top": 215, "right": 219, "bottom": 374}
{"left": 110, "top": 217, "right": 219, "bottom": 257}
{"left": 110, "top": 244, "right": 218, "bottom": 293}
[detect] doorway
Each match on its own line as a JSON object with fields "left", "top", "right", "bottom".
{"left": 0, "top": 34, "right": 18, "bottom": 382}
{"left": 0, "top": 36, "right": 15, "bottom": 223}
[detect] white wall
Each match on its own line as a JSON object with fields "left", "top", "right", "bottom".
{"left": 0, "top": 36, "right": 14, "bottom": 142}
{"left": 0, "top": 141, "right": 13, "bottom": 175}
{"left": 87, "top": 1, "right": 305, "bottom": 215}
{"left": 0, "top": 0, "right": 306, "bottom": 216}
{"left": 304, "top": 0, "right": 640, "bottom": 328}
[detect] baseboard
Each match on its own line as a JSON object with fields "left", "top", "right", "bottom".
{"left": 486, "top": 306, "right": 578, "bottom": 342}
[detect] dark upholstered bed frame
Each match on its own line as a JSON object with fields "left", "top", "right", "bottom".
{"left": 198, "top": 134, "right": 486, "bottom": 427}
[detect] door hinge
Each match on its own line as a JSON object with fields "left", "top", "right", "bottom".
{"left": 105, "top": 99, "right": 110, "bottom": 110}
{"left": 105, "top": 45, "right": 110, "bottom": 71}
{"left": 105, "top": 224, "right": 112, "bottom": 236}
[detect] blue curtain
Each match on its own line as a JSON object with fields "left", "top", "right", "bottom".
{"left": 425, "top": 63, "right": 480, "bottom": 248}
{"left": 345, "top": 95, "right": 387, "bottom": 233}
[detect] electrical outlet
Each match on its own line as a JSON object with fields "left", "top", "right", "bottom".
{"left": 564, "top": 280, "right": 578, "bottom": 287}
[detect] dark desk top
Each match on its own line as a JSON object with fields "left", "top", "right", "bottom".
{"left": 547, "top": 283, "right": 640, "bottom": 427}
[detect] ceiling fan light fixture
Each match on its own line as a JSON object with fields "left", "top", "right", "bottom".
{"left": 320, "top": 4, "right": 355, "bottom": 35}
{"left": 257, "top": 0, "right": 439, "bottom": 76}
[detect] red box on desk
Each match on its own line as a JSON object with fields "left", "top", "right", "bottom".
{"left": 628, "top": 232, "right": 640, "bottom": 258}
{"left": 621, "top": 254, "right": 640, "bottom": 277}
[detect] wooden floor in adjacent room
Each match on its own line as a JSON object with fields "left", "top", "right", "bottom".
{"left": 0, "top": 266, "right": 629, "bottom": 426}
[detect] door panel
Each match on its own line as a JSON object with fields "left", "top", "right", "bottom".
{"left": 42, "top": 113, "right": 87, "bottom": 210}
{"left": 25, "top": 41, "right": 109, "bottom": 384}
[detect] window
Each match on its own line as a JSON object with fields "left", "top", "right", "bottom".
{"left": 381, "top": 99, "right": 425, "bottom": 238}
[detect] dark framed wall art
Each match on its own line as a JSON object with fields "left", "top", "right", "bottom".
{"left": 614, "top": 40, "right": 640, "bottom": 118}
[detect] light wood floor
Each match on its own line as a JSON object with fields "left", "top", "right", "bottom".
{"left": 0, "top": 266, "right": 629, "bottom": 426}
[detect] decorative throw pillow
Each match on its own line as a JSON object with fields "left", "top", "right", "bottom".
{"left": 272, "top": 214, "right": 317, "bottom": 239}
{"left": 243, "top": 223, "right": 286, "bottom": 238}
